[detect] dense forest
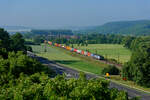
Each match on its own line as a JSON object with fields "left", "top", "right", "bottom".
{"left": 76, "top": 20, "right": 150, "bottom": 35}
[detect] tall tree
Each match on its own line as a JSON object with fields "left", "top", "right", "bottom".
{"left": 10, "top": 33, "right": 26, "bottom": 52}
{"left": 0, "top": 28, "right": 10, "bottom": 50}
{"left": 122, "top": 36, "right": 135, "bottom": 49}
{"left": 122, "top": 36, "right": 150, "bottom": 87}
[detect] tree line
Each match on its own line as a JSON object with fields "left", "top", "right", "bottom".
{"left": 23, "top": 33, "right": 125, "bottom": 46}
{"left": 31, "top": 29, "right": 73, "bottom": 35}
{"left": 49, "top": 34, "right": 124, "bottom": 45}
{"left": 122, "top": 36, "right": 150, "bottom": 87}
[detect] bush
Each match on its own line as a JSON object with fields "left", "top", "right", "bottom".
{"left": 0, "top": 73, "right": 134, "bottom": 100}
{"left": 108, "top": 58, "right": 118, "bottom": 63}
{"left": 0, "top": 48, "right": 8, "bottom": 59}
{"left": 102, "top": 65, "right": 120, "bottom": 75}
{"left": 26, "top": 46, "right": 33, "bottom": 52}
{"left": 0, "top": 51, "right": 55, "bottom": 86}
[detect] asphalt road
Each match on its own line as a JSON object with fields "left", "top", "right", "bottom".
{"left": 27, "top": 51, "right": 150, "bottom": 100}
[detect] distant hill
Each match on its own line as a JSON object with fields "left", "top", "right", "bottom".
{"left": 77, "top": 20, "right": 150, "bottom": 35}
{"left": 31, "top": 29, "right": 73, "bottom": 35}
{"left": 0, "top": 26, "right": 31, "bottom": 34}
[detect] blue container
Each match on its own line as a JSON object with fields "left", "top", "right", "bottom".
{"left": 71, "top": 48, "right": 74, "bottom": 51}
{"left": 91, "top": 53, "right": 94, "bottom": 57}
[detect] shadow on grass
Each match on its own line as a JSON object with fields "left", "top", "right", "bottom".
{"left": 36, "top": 56, "right": 80, "bottom": 65}
{"left": 33, "top": 51, "right": 40, "bottom": 54}
{"left": 54, "top": 60, "right": 80, "bottom": 65}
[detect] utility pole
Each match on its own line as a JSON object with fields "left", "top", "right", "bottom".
{"left": 44, "top": 40, "right": 47, "bottom": 52}
{"left": 105, "top": 54, "right": 108, "bottom": 64}
{"left": 95, "top": 49, "right": 97, "bottom": 54}
{"left": 44, "top": 35, "right": 47, "bottom": 52}
{"left": 118, "top": 53, "right": 120, "bottom": 63}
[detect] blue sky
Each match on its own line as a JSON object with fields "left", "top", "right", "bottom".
{"left": 1, "top": 0, "right": 150, "bottom": 28}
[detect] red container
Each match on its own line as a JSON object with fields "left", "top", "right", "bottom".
{"left": 81, "top": 50, "right": 84, "bottom": 55}
{"left": 87, "top": 52, "right": 91, "bottom": 56}
{"left": 48, "top": 41, "right": 52, "bottom": 45}
{"left": 74, "top": 49, "right": 77, "bottom": 52}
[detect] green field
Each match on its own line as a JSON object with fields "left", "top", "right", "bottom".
{"left": 31, "top": 44, "right": 108, "bottom": 75}
{"left": 73, "top": 44, "right": 131, "bottom": 63}
{"left": 31, "top": 44, "right": 150, "bottom": 92}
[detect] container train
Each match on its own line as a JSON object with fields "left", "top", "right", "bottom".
{"left": 47, "top": 41, "right": 104, "bottom": 60}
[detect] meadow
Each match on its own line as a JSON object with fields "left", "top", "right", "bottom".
{"left": 31, "top": 44, "right": 150, "bottom": 92}
{"left": 31, "top": 44, "right": 108, "bottom": 75}
{"left": 73, "top": 44, "right": 131, "bottom": 63}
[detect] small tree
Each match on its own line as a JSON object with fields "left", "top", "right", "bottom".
{"left": 102, "top": 65, "right": 120, "bottom": 75}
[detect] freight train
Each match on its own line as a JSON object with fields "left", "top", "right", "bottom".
{"left": 47, "top": 41, "right": 104, "bottom": 60}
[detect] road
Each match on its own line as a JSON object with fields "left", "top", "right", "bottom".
{"left": 27, "top": 51, "right": 150, "bottom": 100}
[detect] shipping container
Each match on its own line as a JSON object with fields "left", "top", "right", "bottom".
{"left": 77, "top": 49, "right": 81, "bottom": 54}
{"left": 74, "top": 48, "right": 77, "bottom": 52}
{"left": 87, "top": 52, "right": 91, "bottom": 56}
{"left": 84, "top": 51, "right": 88, "bottom": 56}
{"left": 57, "top": 44, "right": 59, "bottom": 47}
{"left": 94, "top": 55, "right": 97, "bottom": 59}
{"left": 70, "top": 48, "right": 74, "bottom": 51}
{"left": 91, "top": 53, "right": 94, "bottom": 57}
{"left": 48, "top": 41, "right": 52, "bottom": 45}
{"left": 67, "top": 46, "right": 71, "bottom": 50}
{"left": 58, "top": 44, "right": 61, "bottom": 47}
{"left": 81, "top": 50, "right": 84, "bottom": 55}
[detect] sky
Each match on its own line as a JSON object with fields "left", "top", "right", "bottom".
{"left": 1, "top": 0, "right": 150, "bottom": 28}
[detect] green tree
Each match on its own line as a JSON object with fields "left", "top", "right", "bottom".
{"left": 33, "top": 35, "right": 44, "bottom": 45}
{"left": 0, "top": 72, "right": 137, "bottom": 100}
{"left": 122, "top": 36, "right": 150, "bottom": 87}
{"left": 0, "top": 28, "right": 10, "bottom": 50}
{"left": 10, "top": 33, "right": 26, "bottom": 52}
{"left": 0, "top": 48, "right": 8, "bottom": 59}
{"left": 122, "top": 36, "right": 135, "bottom": 49}
{"left": 102, "top": 65, "right": 120, "bottom": 75}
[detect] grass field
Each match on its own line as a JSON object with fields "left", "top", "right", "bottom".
{"left": 31, "top": 44, "right": 150, "bottom": 93}
{"left": 31, "top": 44, "right": 108, "bottom": 75}
{"left": 73, "top": 44, "right": 131, "bottom": 63}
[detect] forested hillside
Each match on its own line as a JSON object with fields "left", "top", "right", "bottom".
{"left": 31, "top": 29, "right": 73, "bottom": 35}
{"left": 77, "top": 20, "right": 150, "bottom": 35}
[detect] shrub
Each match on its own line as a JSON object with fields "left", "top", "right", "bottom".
{"left": 0, "top": 73, "right": 134, "bottom": 100}
{"left": 102, "top": 65, "right": 120, "bottom": 75}
{"left": 26, "top": 46, "right": 33, "bottom": 52}
{"left": 0, "top": 51, "right": 55, "bottom": 86}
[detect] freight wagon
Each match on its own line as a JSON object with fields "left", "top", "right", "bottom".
{"left": 47, "top": 41, "right": 105, "bottom": 61}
